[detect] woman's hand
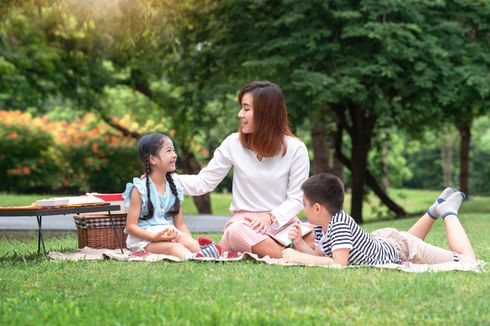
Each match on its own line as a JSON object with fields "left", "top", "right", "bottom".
{"left": 247, "top": 213, "right": 272, "bottom": 234}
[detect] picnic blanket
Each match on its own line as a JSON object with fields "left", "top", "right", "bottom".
{"left": 48, "top": 247, "right": 486, "bottom": 273}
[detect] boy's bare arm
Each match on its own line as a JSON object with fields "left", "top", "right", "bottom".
{"left": 282, "top": 248, "right": 340, "bottom": 266}
{"left": 331, "top": 248, "right": 350, "bottom": 266}
{"left": 288, "top": 222, "right": 321, "bottom": 255}
{"left": 285, "top": 247, "right": 350, "bottom": 266}
{"left": 294, "top": 238, "right": 320, "bottom": 255}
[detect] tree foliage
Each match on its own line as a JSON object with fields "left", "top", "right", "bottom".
{"left": 0, "top": 0, "right": 237, "bottom": 213}
{"left": 1, "top": 0, "right": 489, "bottom": 219}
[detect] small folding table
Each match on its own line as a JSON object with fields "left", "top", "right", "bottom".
{"left": 0, "top": 203, "right": 123, "bottom": 255}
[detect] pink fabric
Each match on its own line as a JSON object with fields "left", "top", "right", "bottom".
{"left": 219, "top": 211, "right": 299, "bottom": 253}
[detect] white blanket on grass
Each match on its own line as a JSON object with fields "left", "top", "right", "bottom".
{"left": 47, "top": 247, "right": 486, "bottom": 273}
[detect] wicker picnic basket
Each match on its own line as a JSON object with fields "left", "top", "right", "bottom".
{"left": 73, "top": 214, "right": 127, "bottom": 249}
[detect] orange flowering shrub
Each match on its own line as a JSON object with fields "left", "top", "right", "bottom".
{"left": 60, "top": 114, "right": 140, "bottom": 193}
{"left": 0, "top": 111, "right": 64, "bottom": 192}
{"left": 0, "top": 111, "right": 147, "bottom": 193}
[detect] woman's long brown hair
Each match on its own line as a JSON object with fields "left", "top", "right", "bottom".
{"left": 238, "top": 81, "right": 293, "bottom": 157}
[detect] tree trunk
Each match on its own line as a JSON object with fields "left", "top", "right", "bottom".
{"left": 350, "top": 106, "right": 377, "bottom": 223}
{"left": 332, "top": 104, "right": 376, "bottom": 223}
{"left": 333, "top": 107, "right": 406, "bottom": 223}
{"left": 364, "top": 171, "right": 406, "bottom": 218}
{"left": 180, "top": 146, "right": 212, "bottom": 214}
{"left": 332, "top": 155, "right": 344, "bottom": 180}
{"left": 334, "top": 131, "right": 406, "bottom": 219}
{"left": 310, "top": 108, "right": 343, "bottom": 177}
{"left": 458, "top": 123, "right": 471, "bottom": 200}
{"left": 350, "top": 147, "right": 368, "bottom": 223}
{"left": 311, "top": 111, "right": 329, "bottom": 174}
{"left": 439, "top": 135, "right": 454, "bottom": 187}
{"left": 381, "top": 139, "right": 390, "bottom": 190}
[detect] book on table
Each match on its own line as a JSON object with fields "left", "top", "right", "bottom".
{"left": 34, "top": 195, "right": 105, "bottom": 207}
{"left": 268, "top": 223, "right": 313, "bottom": 246}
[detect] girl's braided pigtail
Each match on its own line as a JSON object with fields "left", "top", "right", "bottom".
{"left": 143, "top": 154, "right": 154, "bottom": 220}
{"left": 165, "top": 172, "right": 180, "bottom": 218}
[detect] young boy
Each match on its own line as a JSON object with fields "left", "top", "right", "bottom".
{"left": 283, "top": 173, "right": 477, "bottom": 267}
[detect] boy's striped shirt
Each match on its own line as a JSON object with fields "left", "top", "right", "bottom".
{"left": 314, "top": 210, "right": 400, "bottom": 265}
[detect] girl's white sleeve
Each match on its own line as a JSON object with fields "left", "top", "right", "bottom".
{"left": 177, "top": 140, "right": 233, "bottom": 196}
{"left": 271, "top": 144, "right": 310, "bottom": 227}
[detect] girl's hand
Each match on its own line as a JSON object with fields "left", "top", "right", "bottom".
{"left": 288, "top": 222, "right": 302, "bottom": 245}
{"left": 153, "top": 226, "right": 178, "bottom": 242}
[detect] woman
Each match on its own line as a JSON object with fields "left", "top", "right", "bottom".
{"left": 178, "top": 80, "right": 311, "bottom": 258}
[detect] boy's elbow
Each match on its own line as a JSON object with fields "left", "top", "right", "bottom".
{"left": 334, "top": 257, "right": 349, "bottom": 267}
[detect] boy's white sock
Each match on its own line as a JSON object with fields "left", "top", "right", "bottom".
{"left": 427, "top": 187, "right": 458, "bottom": 219}
{"left": 434, "top": 191, "right": 465, "bottom": 219}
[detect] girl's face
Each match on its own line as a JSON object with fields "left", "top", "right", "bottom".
{"left": 151, "top": 140, "right": 177, "bottom": 172}
{"left": 238, "top": 92, "right": 254, "bottom": 134}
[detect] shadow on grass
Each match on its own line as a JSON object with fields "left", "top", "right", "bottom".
{"left": 0, "top": 250, "right": 46, "bottom": 264}
{"left": 0, "top": 230, "right": 78, "bottom": 263}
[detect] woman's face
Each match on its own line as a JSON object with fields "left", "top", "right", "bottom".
{"left": 238, "top": 92, "right": 254, "bottom": 134}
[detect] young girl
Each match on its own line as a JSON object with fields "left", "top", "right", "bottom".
{"left": 123, "top": 133, "right": 222, "bottom": 260}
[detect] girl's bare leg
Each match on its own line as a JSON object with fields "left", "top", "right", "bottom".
{"left": 146, "top": 242, "right": 192, "bottom": 259}
{"left": 176, "top": 232, "right": 200, "bottom": 252}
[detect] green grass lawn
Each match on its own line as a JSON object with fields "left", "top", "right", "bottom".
{"left": 1, "top": 190, "right": 489, "bottom": 324}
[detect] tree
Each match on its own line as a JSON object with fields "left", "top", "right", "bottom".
{"left": 0, "top": 0, "right": 237, "bottom": 212}
{"left": 425, "top": 1, "right": 490, "bottom": 199}
{"left": 200, "top": 0, "right": 472, "bottom": 222}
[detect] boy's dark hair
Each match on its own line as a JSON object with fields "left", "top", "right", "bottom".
{"left": 301, "top": 173, "right": 344, "bottom": 215}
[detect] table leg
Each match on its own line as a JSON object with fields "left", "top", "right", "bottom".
{"left": 108, "top": 211, "right": 124, "bottom": 254}
{"left": 36, "top": 215, "right": 47, "bottom": 256}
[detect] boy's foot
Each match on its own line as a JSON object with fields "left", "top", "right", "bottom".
{"left": 434, "top": 191, "right": 465, "bottom": 219}
{"left": 427, "top": 187, "right": 458, "bottom": 219}
{"left": 193, "top": 237, "right": 222, "bottom": 258}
